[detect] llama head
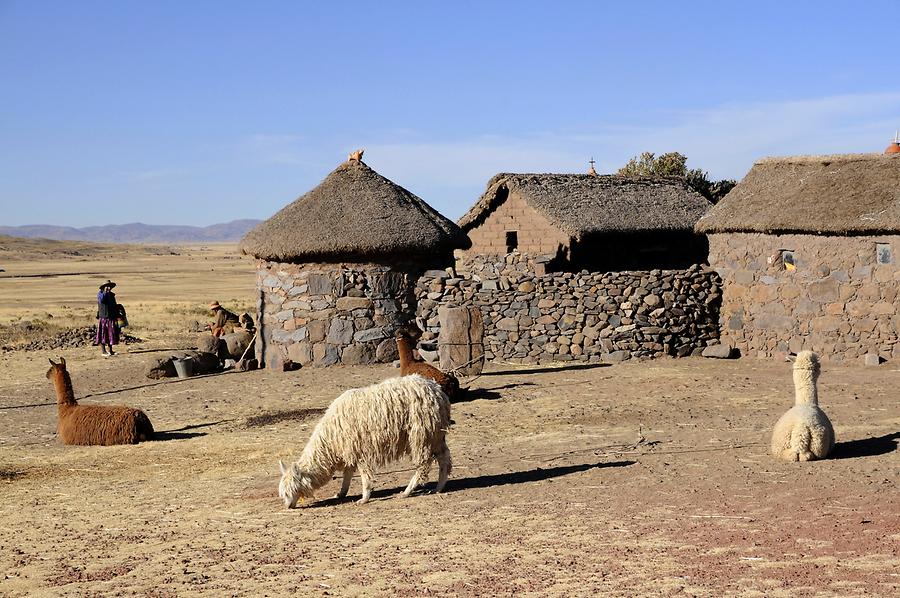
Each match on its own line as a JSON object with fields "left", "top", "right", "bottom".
{"left": 792, "top": 351, "right": 820, "bottom": 377}
{"left": 395, "top": 324, "right": 423, "bottom": 341}
{"left": 792, "top": 350, "right": 821, "bottom": 404}
{"left": 46, "top": 356, "right": 67, "bottom": 380}
{"left": 278, "top": 460, "right": 315, "bottom": 509}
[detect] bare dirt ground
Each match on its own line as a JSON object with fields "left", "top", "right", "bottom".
{"left": 0, "top": 241, "right": 898, "bottom": 597}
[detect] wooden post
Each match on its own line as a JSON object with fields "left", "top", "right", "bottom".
{"left": 438, "top": 306, "right": 485, "bottom": 376}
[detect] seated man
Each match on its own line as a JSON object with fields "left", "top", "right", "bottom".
{"left": 207, "top": 300, "right": 240, "bottom": 337}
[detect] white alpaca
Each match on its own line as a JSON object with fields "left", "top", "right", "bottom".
{"left": 278, "top": 374, "right": 452, "bottom": 508}
{"left": 771, "top": 351, "right": 835, "bottom": 461}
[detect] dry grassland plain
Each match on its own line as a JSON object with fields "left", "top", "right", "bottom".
{"left": 0, "top": 238, "right": 898, "bottom": 597}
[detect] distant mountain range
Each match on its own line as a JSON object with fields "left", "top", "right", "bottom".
{"left": 0, "top": 219, "right": 262, "bottom": 243}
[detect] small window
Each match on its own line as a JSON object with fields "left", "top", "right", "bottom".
{"left": 781, "top": 250, "right": 795, "bottom": 271}
{"left": 505, "top": 231, "right": 518, "bottom": 252}
{"left": 877, "top": 243, "right": 893, "bottom": 265}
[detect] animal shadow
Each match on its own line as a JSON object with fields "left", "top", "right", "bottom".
{"left": 151, "top": 420, "right": 230, "bottom": 441}
{"left": 152, "top": 431, "right": 207, "bottom": 441}
{"left": 309, "top": 460, "right": 634, "bottom": 507}
{"left": 481, "top": 363, "right": 609, "bottom": 376}
{"left": 443, "top": 460, "right": 634, "bottom": 492}
{"left": 457, "top": 382, "right": 536, "bottom": 403}
{"left": 831, "top": 432, "right": 899, "bottom": 459}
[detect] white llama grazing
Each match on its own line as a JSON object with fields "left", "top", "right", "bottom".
{"left": 278, "top": 374, "right": 452, "bottom": 508}
{"left": 771, "top": 351, "right": 835, "bottom": 461}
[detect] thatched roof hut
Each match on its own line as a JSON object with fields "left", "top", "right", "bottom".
{"left": 459, "top": 173, "right": 712, "bottom": 239}
{"left": 696, "top": 153, "right": 900, "bottom": 235}
{"left": 458, "top": 173, "right": 711, "bottom": 271}
{"left": 241, "top": 158, "right": 469, "bottom": 263}
{"left": 244, "top": 156, "right": 469, "bottom": 369}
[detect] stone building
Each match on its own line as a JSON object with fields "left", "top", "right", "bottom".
{"left": 456, "top": 173, "right": 712, "bottom": 272}
{"left": 695, "top": 153, "right": 900, "bottom": 364}
{"left": 240, "top": 154, "right": 469, "bottom": 368}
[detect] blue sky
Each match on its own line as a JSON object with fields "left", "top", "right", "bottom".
{"left": 2, "top": 1, "right": 899, "bottom": 227}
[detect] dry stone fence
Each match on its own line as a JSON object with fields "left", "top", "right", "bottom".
{"left": 416, "top": 252, "right": 723, "bottom": 364}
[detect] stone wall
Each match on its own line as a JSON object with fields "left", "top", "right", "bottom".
{"left": 708, "top": 233, "right": 900, "bottom": 363}
{"left": 255, "top": 261, "right": 415, "bottom": 367}
{"left": 416, "top": 252, "right": 721, "bottom": 364}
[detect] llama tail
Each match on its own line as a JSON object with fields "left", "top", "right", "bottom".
{"left": 136, "top": 411, "right": 155, "bottom": 442}
{"left": 790, "top": 425, "right": 813, "bottom": 460}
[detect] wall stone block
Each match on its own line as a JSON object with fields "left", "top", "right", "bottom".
{"left": 327, "top": 319, "right": 354, "bottom": 345}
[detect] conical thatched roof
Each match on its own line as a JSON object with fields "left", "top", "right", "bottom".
{"left": 240, "top": 159, "right": 470, "bottom": 262}
{"left": 458, "top": 173, "right": 711, "bottom": 239}
{"left": 695, "top": 153, "right": 900, "bottom": 234}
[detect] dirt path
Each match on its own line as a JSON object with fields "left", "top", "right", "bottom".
{"left": 0, "top": 347, "right": 898, "bottom": 597}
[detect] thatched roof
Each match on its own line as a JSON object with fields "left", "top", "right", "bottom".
{"left": 695, "top": 153, "right": 900, "bottom": 234}
{"left": 240, "top": 159, "right": 470, "bottom": 262}
{"left": 457, "top": 173, "right": 712, "bottom": 239}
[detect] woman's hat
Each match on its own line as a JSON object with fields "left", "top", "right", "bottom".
{"left": 208, "top": 300, "right": 221, "bottom": 310}
{"left": 99, "top": 280, "right": 116, "bottom": 290}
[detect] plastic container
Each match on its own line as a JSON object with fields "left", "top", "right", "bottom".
{"left": 173, "top": 357, "right": 194, "bottom": 379}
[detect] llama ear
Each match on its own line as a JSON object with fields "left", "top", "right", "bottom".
{"left": 60, "top": 356, "right": 66, "bottom": 366}
{"left": 49, "top": 358, "right": 57, "bottom": 366}
{"left": 279, "top": 460, "right": 287, "bottom": 475}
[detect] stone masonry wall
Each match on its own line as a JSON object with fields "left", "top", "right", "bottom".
{"left": 708, "top": 233, "right": 900, "bottom": 363}
{"left": 256, "top": 262, "right": 415, "bottom": 367}
{"left": 416, "top": 252, "right": 722, "bottom": 364}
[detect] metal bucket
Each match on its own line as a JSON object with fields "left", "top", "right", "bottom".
{"left": 173, "top": 357, "right": 194, "bottom": 379}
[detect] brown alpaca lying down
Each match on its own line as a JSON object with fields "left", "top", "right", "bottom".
{"left": 46, "top": 357, "right": 154, "bottom": 445}
{"left": 395, "top": 326, "right": 462, "bottom": 402}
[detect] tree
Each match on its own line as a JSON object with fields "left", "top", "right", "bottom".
{"left": 617, "top": 151, "right": 735, "bottom": 204}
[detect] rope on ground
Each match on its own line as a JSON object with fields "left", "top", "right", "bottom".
{"left": 0, "top": 368, "right": 242, "bottom": 410}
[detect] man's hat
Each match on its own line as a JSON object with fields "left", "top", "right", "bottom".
{"left": 208, "top": 301, "right": 221, "bottom": 310}
{"left": 99, "top": 280, "right": 116, "bottom": 290}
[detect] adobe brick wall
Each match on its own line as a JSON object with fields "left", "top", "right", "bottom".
{"left": 708, "top": 233, "right": 900, "bottom": 363}
{"left": 459, "top": 191, "right": 569, "bottom": 258}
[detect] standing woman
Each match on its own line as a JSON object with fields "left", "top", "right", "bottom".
{"left": 95, "top": 280, "right": 120, "bottom": 357}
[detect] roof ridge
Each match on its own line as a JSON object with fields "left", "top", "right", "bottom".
{"left": 755, "top": 153, "right": 900, "bottom": 165}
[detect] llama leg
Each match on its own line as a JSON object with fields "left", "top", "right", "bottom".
{"left": 356, "top": 470, "right": 374, "bottom": 505}
{"left": 402, "top": 463, "right": 429, "bottom": 498}
{"left": 335, "top": 467, "right": 355, "bottom": 499}
{"left": 435, "top": 444, "right": 452, "bottom": 493}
